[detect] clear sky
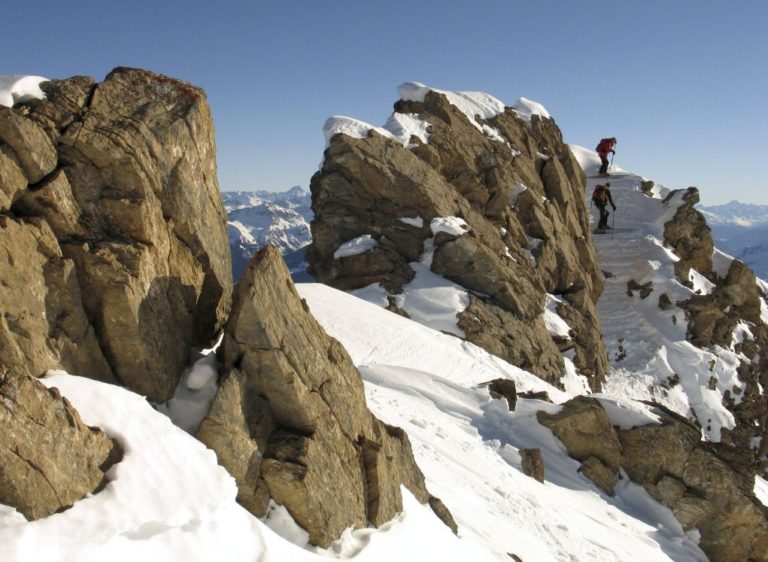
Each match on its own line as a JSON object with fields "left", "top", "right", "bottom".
{"left": 4, "top": 0, "right": 766, "bottom": 205}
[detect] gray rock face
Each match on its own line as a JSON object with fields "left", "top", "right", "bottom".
{"left": 1, "top": 68, "right": 232, "bottom": 402}
{"left": 198, "top": 246, "right": 450, "bottom": 547}
{"left": 308, "top": 88, "right": 608, "bottom": 388}
{"left": 0, "top": 369, "right": 120, "bottom": 520}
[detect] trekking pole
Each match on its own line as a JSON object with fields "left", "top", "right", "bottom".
{"left": 611, "top": 209, "right": 615, "bottom": 240}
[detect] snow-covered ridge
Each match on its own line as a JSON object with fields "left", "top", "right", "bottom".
{"left": 573, "top": 155, "right": 757, "bottom": 444}
{"left": 324, "top": 82, "right": 551, "bottom": 150}
{"left": 323, "top": 113, "right": 429, "bottom": 148}
{"left": 0, "top": 75, "right": 48, "bottom": 107}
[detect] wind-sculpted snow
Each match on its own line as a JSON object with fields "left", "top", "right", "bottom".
{"left": 0, "top": 75, "right": 48, "bottom": 107}
{"left": 299, "top": 283, "right": 708, "bottom": 561}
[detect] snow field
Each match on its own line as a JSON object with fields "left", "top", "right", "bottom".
{"left": 299, "top": 283, "right": 707, "bottom": 561}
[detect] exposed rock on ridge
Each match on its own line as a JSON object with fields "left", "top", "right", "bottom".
{"left": 1, "top": 68, "right": 232, "bottom": 402}
{"left": 307, "top": 87, "right": 608, "bottom": 388}
{"left": 538, "top": 397, "right": 768, "bottom": 562}
{"left": 198, "top": 246, "right": 451, "bottom": 547}
{"left": 663, "top": 188, "right": 768, "bottom": 458}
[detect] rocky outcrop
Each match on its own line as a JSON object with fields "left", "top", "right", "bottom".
{"left": 520, "top": 448, "right": 545, "bottom": 483}
{"left": 0, "top": 369, "right": 120, "bottom": 519}
{"left": 308, "top": 87, "right": 609, "bottom": 389}
{"left": 663, "top": 187, "right": 768, "bottom": 458}
{"left": 537, "top": 398, "right": 768, "bottom": 561}
{"left": 1, "top": 68, "right": 232, "bottom": 402}
{"left": 536, "top": 397, "right": 622, "bottom": 494}
{"left": 619, "top": 409, "right": 768, "bottom": 562}
{"left": 663, "top": 188, "right": 713, "bottom": 280}
{"left": 197, "top": 246, "right": 450, "bottom": 547}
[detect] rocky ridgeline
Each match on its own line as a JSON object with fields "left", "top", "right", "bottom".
{"left": 663, "top": 188, "right": 768, "bottom": 458}
{"left": 0, "top": 69, "right": 447, "bottom": 544}
{"left": 307, "top": 86, "right": 609, "bottom": 389}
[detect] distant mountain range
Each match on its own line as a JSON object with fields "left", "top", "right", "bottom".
{"left": 222, "top": 186, "right": 313, "bottom": 280}
{"left": 698, "top": 200, "right": 768, "bottom": 279}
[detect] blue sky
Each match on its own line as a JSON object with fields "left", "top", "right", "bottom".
{"left": 4, "top": 0, "right": 766, "bottom": 204}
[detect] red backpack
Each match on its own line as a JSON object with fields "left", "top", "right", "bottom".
{"left": 596, "top": 138, "right": 611, "bottom": 152}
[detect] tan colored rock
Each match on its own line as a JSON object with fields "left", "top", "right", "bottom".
{"left": 309, "top": 88, "right": 609, "bottom": 388}
{"left": 520, "top": 448, "right": 545, "bottom": 483}
{"left": 27, "top": 76, "right": 96, "bottom": 139}
{"left": 0, "top": 149, "right": 27, "bottom": 209}
{"left": 619, "top": 411, "right": 768, "bottom": 562}
{"left": 536, "top": 396, "right": 622, "bottom": 474}
{"left": 0, "top": 215, "right": 114, "bottom": 382}
{"left": 3, "top": 68, "right": 233, "bottom": 402}
{"left": 199, "top": 246, "right": 448, "bottom": 546}
{"left": 0, "top": 369, "right": 120, "bottom": 520}
{"left": 13, "top": 170, "right": 85, "bottom": 239}
{"left": 578, "top": 456, "right": 616, "bottom": 495}
{"left": 663, "top": 188, "right": 713, "bottom": 279}
{"left": 0, "top": 106, "right": 57, "bottom": 183}
{"left": 459, "top": 297, "right": 564, "bottom": 385}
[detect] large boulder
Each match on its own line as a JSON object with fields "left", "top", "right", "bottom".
{"left": 0, "top": 369, "right": 120, "bottom": 520}
{"left": 619, "top": 409, "right": 768, "bottom": 562}
{"left": 536, "top": 396, "right": 622, "bottom": 494}
{"left": 308, "top": 86, "right": 608, "bottom": 389}
{"left": 2, "top": 68, "right": 232, "bottom": 402}
{"left": 198, "top": 246, "right": 450, "bottom": 547}
{"left": 663, "top": 188, "right": 713, "bottom": 280}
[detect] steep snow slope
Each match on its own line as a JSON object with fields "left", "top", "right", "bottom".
{"left": 298, "top": 283, "right": 707, "bottom": 561}
{"left": 572, "top": 146, "right": 750, "bottom": 442}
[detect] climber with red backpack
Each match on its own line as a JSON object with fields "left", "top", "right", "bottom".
{"left": 596, "top": 137, "right": 617, "bottom": 176}
{"left": 592, "top": 183, "right": 616, "bottom": 232}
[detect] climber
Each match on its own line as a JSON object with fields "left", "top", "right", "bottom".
{"left": 596, "top": 137, "right": 617, "bottom": 176}
{"left": 592, "top": 183, "right": 615, "bottom": 231}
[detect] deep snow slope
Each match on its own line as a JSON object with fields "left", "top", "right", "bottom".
{"left": 298, "top": 283, "right": 707, "bottom": 562}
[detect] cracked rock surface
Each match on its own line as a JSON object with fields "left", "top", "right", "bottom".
{"left": 198, "top": 246, "right": 452, "bottom": 547}
{"left": 0, "top": 368, "right": 120, "bottom": 520}
{"left": 0, "top": 68, "right": 232, "bottom": 402}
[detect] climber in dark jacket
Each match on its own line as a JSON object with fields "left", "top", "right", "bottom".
{"left": 596, "top": 137, "right": 616, "bottom": 175}
{"left": 592, "top": 182, "right": 616, "bottom": 230}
